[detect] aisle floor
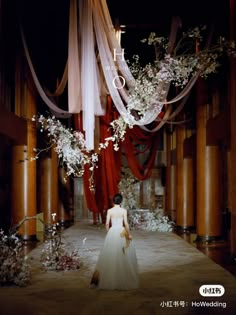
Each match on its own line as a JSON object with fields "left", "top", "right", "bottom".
{"left": 0, "top": 222, "right": 236, "bottom": 315}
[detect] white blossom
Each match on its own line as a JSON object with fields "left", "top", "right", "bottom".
{"left": 32, "top": 115, "right": 97, "bottom": 189}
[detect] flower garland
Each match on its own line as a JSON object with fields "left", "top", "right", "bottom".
{"left": 98, "top": 116, "right": 128, "bottom": 152}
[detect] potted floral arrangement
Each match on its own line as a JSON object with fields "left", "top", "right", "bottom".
{"left": 128, "top": 210, "right": 175, "bottom": 232}
{"left": 40, "top": 214, "right": 81, "bottom": 271}
{"left": 0, "top": 228, "right": 31, "bottom": 287}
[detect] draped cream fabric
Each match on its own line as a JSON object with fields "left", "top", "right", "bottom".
{"left": 79, "top": 0, "right": 105, "bottom": 149}
{"left": 68, "top": 0, "right": 82, "bottom": 113}
{"left": 20, "top": 27, "right": 70, "bottom": 117}
{"left": 21, "top": 0, "right": 201, "bottom": 149}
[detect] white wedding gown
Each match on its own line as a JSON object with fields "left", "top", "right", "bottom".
{"left": 91, "top": 217, "right": 139, "bottom": 290}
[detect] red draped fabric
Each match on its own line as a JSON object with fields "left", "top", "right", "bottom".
{"left": 74, "top": 101, "right": 164, "bottom": 223}
{"left": 123, "top": 112, "right": 164, "bottom": 180}
{"left": 74, "top": 97, "right": 121, "bottom": 224}
{"left": 95, "top": 96, "right": 121, "bottom": 222}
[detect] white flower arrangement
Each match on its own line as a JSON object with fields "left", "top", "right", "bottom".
{"left": 128, "top": 210, "right": 175, "bottom": 232}
{"left": 98, "top": 116, "right": 128, "bottom": 151}
{"left": 118, "top": 168, "right": 174, "bottom": 232}
{"left": 40, "top": 214, "right": 81, "bottom": 272}
{"left": 32, "top": 115, "right": 98, "bottom": 189}
{"left": 118, "top": 167, "right": 139, "bottom": 210}
{"left": 13, "top": 214, "right": 81, "bottom": 272}
{"left": 0, "top": 228, "right": 31, "bottom": 287}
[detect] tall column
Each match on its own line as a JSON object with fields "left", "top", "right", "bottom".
{"left": 11, "top": 124, "right": 37, "bottom": 240}
{"left": 165, "top": 128, "right": 172, "bottom": 218}
{"left": 176, "top": 122, "right": 194, "bottom": 232}
{"left": 229, "top": 0, "right": 236, "bottom": 257}
{"left": 169, "top": 128, "right": 177, "bottom": 221}
{"left": 196, "top": 80, "right": 222, "bottom": 243}
{"left": 38, "top": 148, "right": 58, "bottom": 233}
{"left": 11, "top": 60, "right": 37, "bottom": 240}
{"left": 169, "top": 159, "right": 176, "bottom": 221}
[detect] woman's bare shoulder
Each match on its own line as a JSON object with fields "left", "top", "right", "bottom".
{"left": 107, "top": 207, "right": 115, "bottom": 213}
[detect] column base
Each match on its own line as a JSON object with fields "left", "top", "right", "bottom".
{"left": 176, "top": 225, "right": 195, "bottom": 234}
{"left": 195, "top": 235, "right": 225, "bottom": 246}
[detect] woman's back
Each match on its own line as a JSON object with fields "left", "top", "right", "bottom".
{"left": 108, "top": 206, "right": 126, "bottom": 228}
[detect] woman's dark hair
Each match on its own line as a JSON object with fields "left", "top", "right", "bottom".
{"left": 113, "top": 193, "right": 123, "bottom": 205}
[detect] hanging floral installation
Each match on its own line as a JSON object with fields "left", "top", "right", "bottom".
{"left": 21, "top": 0, "right": 236, "bottom": 153}
{"left": 32, "top": 115, "right": 98, "bottom": 188}
{"left": 32, "top": 24, "right": 236, "bottom": 181}
{"left": 24, "top": 1, "right": 236, "bottom": 181}
{"left": 109, "top": 26, "right": 236, "bottom": 142}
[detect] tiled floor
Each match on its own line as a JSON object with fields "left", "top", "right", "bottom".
{"left": 0, "top": 222, "right": 236, "bottom": 315}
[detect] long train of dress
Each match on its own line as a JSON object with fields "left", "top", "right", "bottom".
{"left": 90, "top": 217, "right": 139, "bottom": 290}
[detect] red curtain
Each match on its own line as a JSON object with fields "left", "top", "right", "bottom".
{"left": 95, "top": 96, "right": 121, "bottom": 222}
{"left": 74, "top": 102, "right": 164, "bottom": 223}
{"left": 74, "top": 97, "right": 121, "bottom": 224}
{"left": 123, "top": 112, "right": 164, "bottom": 180}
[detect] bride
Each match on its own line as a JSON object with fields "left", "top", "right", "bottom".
{"left": 90, "top": 193, "right": 139, "bottom": 290}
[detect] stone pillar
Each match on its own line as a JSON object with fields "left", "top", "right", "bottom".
{"left": 38, "top": 148, "right": 58, "bottom": 233}
{"left": 196, "top": 80, "right": 222, "bottom": 243}
{"left": 74, "top": 177, "right": 89, "bottom": 221}
{"left": 176, "top": 122, "right": 194, "bottom": 233}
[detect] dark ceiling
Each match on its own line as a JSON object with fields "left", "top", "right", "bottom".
{"left": 8, "top": 0, "right": 230, "bottom": 88}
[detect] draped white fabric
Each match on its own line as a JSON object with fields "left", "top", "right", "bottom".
{"left": 68, "top": 0, "right": 81, "bottom": 113}
{"left": 20, "top": 0, "right": 202, "bottom": 149}
{"left": 20, "top": 27, "right": 70, "bottom": 117}
{"left": 79, "top": 0, "right": 105, "bottom": 149}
